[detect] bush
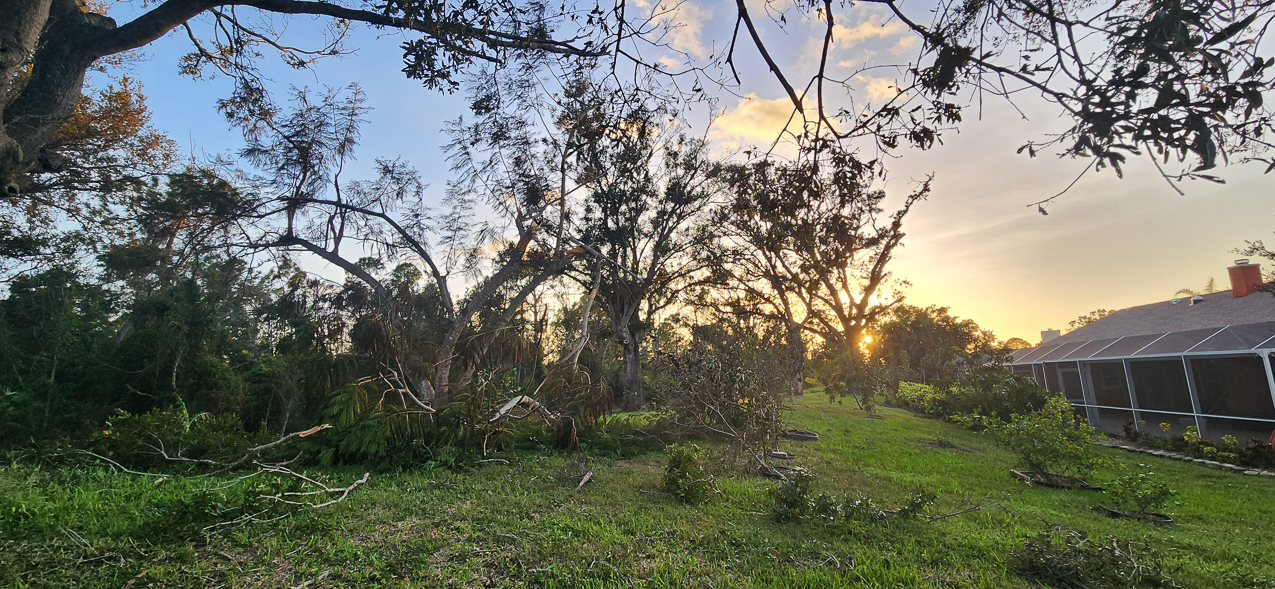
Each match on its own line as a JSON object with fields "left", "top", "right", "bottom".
{"left": 771, "top": 468, "right": 934, "bottom": 525}
{"left": 1125, "top": 424, "right": 1275, "bottom": 470}
{"left": 1011, "top": 526, "right": 1172, "bottom": 588}
{"left": 649, "top": 324, "right": 791, "bottom": 466}
{"left": 1106, "top": 467, "right": 1176, "bottom": 515}
{"left": 985, "top": 395, "right": 1103, "bottom": 485}
{"left": 93, "top": 406, "right": 271, "bottom": 471}
{"left": 662, "top": 443, "right": 718, "bottom": 504}
{"left": 895, "top": 382, "right": 945, "bottom": 415}
{"left": 891, "top": 374, "right": 1050, "bottom": 421}
{"left": 771, "top": 467, "right": 818, "bottom": 522}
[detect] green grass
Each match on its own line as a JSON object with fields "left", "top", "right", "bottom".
{"left": 4, "top": 398, "right": 1275, "bottom": 588}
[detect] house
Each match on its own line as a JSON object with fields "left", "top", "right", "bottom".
{"left": 1009, "top": 260, "right": 1275, "bottom": 441}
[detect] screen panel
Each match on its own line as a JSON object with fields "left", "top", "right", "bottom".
{"left": 1063, "top": 338, "right": 1120, "bottom": 359}
{"left": 1191, "top": 322, "right": 1275, "bottom": 352}
{"left": 1016, "top": 344, "right": 1061, "bottom": 364}
{"left": 1037, "top": 342, "right": 1089, "bottom": 362}
{"left": 1135, "top": 410, "right": 1197, "bottom": 437}
{"left": 1135, "top": 328, "right": 1223, "bottom": 356}
{"left": 1093, "top": 408, "right": 1135, "bottom": 435}
{"left": 1192, "top": 356, "right": 1275, "bottom": 419}
{"left": 1200, "top": 416, "right": 1275, "bottom": 442}
{"left": 1130, "top": 360, "right": 1194, "bottom": 413}
{"left": 1088, "top": 361, "right": 1132, "bottom": 408}
{"left": 1095, "top": 334, "right": 1165, "bottom": 358}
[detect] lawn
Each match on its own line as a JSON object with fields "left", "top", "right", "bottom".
{"left": 3, "top": 397, "right": 1274, "bottom": 588}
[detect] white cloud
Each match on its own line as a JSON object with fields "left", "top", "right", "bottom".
{"left": 833, "top": 14, "right": 906, "bottom": 48}
{"left": 710, "top": 93, "right": 810, "bottom": 146}
{"left": 650, "top": 0, "right": 712, "bottom": 60}
{"left": 892, "top": 35, "right": 918, "bottom": 55}
{"left": 837, "top": 50, "right": 878, "bottom": 70}
{"left": 658, "top": 56, "right": 685, "bottom": 70}
{"left": 854, "top": 75, "right": 903, "bottom": 101}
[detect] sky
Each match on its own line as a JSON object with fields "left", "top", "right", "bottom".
{"left": 106, "top": 0, "right": 1275, "bottom": 343}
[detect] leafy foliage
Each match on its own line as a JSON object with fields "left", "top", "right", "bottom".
{"left": 1106, "top": 467, "right": 1177, "bottom": 516}
{"left": 984, "top": 396, "right": 1104, "bottom": 484}
{"left": 1011, "top": 526, "right": 1173, "bottom": 589}
{"left": 649, "top": 321, "right": 791, "bottom": 464}
{"left": 772, "top": 467, "right": 936, "bottom": 525}
{"left": 771, "top": 466, "right": 819, "bottom": 523}
{"left": 892, "top": 374, "right": 1051, "bottom": 421}
{"left": 93, "top": 407, "right": 272, "bottom": 472}
{"left": 1123, "top": 423, "right": 1274, "bottom": 469}
{"left": 661, "top": 443, "right": 717, "bottom": 504}
{"left": 1068, "top": 309, "right": 1116, "bottom": 332}
{"left": 873, "top": 304, "right": 1011, "bottom": 390}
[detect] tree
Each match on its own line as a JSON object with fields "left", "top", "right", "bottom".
{"left": 730, "top": 0, "right": 1275, "bottom": 193}
{"left": 1067, "top": 308, "right": 1117, "bottom": 331}
{"left": 873, "top": 304, "right": 1008, "bottom": 389}
{"left": 2, "top": 69, "right": 179, "bottom": 278}
{"left": 714, "top": 144, "right": 929, "bottom": 403}
{"left": 1004, "top": 337, "right": 1033, "bottom": 350}
{"left": 0, "top": 0, "right": 619, "bottom": 195}
{"left": 1174, "top": 278, "right": 1221, "bottom": 297}
{"left": 0, "top": 266, "right": 115, "bottom": 442}
{"left": 212, "top": 80, "right": 596, "bottom": 415}
{"left": 563, "top": 84, "right": 724, "bottom": 411}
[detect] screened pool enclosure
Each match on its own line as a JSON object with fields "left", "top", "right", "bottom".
{"left": 1009, "top": 322, "right": 1275, "bottom": 441}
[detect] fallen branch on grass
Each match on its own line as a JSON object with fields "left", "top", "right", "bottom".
{"left": 257, "top": 465, "right": 371, "bottom": 509}
{"left": 211, "top": 424, "right": 332, "bottom": 474}
{"left": 132, "top": 424, "right": 334, "bottom": 475}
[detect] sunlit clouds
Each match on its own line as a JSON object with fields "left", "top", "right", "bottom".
{"left": 638, "top": 0, "right": 713, "bottom": 60}
{"left": 854, "top": 75, "right": 903, "bottom": 101}
{"left": 709, "top": 93, "right": 808, "bottom": 148}
{"left": 832, "top": 15, "right": 906, "bottom": 47}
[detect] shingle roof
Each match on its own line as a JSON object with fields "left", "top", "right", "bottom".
{"left": 1010, "top": 289, "right": 1275, "bottom": 364}
{"left": 1053, "top": 290, "right": 1275, "bottom": 343}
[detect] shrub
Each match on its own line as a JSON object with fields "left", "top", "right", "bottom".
{"left": 771, "top": 467, "right": 818, "bottom": 522}
{"left": 93, "top": 406, "right": 271, "bottom": 471}
{"left": 1106, "top": 467, "right": 1176, "bottom": 515}
{"left": 896, "top": 382, "right": 943, "bottom": 414}
{"left": 649, "top": 324, "right": 791, "bottom": 466}
{"left": 662, "top": 443, "right": 717, "bottom": 504}
{"left": 1011, "top": 526, "right": 1172, "bottom": 588}
{"left": 985, "top": 395, "right": 1103, "bottom": 485}
{"left": 892, "top": 375, "right": 1050, "bottom": 421}
{"left": 1126, "top": 424, "right": 1274, "bottom": 469}
{"left": 894, "top": 487, "right": 937, "bottom": 519}
{"left": 771, "top": 470, "right": 935, "bottom": 525}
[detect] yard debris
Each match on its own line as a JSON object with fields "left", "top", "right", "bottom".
{"left": 766, "top": 450, "right": 797, "bottom": 460}
{"left": 576, "top": 471, "right": 593, "bottom": 491}
{"left": 759, "top": 464, "right": 798, "bottom": 479}
{"left": 290, "top": 569, "right": 330, "bottom": 589}
{"left": 782, "top": 429, "right": 820, "bottom": 441}
{"left": 1011, "top": 470, "right": 1103, "bottom": 491}
{"left": 1095, "top": 505, "right": 1174, "bottom": 526}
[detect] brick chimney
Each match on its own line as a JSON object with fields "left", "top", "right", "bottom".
{"left": 1228, "top": 259, "right": 1263, "bottom": 297}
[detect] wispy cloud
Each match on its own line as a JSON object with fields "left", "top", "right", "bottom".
{"left": 649, "top": 0, "right": 712, "bottom": 59}
{"left": 710, "top": 93, "right": 809, "bottom": 147}
{"left": 854, "top": 74, "right": 902, "bottom": 101}
{"left": 833, "top": 15, "right": 906, "bottom": 47}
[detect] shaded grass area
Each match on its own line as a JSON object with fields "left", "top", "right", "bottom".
{"left": 3, "top": 398, "right": 1275, "bottom": 588}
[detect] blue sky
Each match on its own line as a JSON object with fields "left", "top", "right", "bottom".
{"left": 105, "top": 0, "right": 1275, "bottom": 342}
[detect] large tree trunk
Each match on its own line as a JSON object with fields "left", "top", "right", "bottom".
{"left": 0, "top": 0, "right": 56, "bottom": 191}
{"left": 786, "top": 318, "right": 806, "bottom": 396}
{"left": 618, "top": 324, "right": 643, "bottom": 411}
{"left": 1, "top": 0, "right": 118, "bottom": 191}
